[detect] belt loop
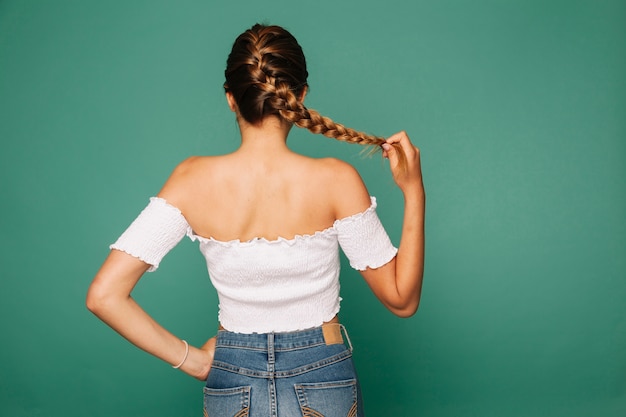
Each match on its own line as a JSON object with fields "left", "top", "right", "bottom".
{"left": 267, "top": 332, "right": 275, "bottom": 364}
{"left": 339, "top": 324, "right": 353, "bottom": 352}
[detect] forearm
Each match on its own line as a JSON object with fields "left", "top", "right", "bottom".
{"left": 88, "top": 294, "right": 184, "bottom": 365}
{"left": 88, "top": 292, "right": 212, "bottom": 379}
{"left": 87, "top": 251, "right": 212, "bottom": 379}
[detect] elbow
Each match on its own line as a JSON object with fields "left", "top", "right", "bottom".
{"left": 387, "top": 297, "right": 420, "bottom": 318}
{"left": 85, "top": 282, "right": 117, "bottom": 316}
{"left": 391, "top": 302, "right": 419, "bottom": 318}
{"left": 85, "top": 286, "right": 104, "bottom": 315}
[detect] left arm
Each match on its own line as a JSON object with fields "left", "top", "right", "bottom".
{"left": 87, "top": 161, "right": 216, "bottom": 380}
{"left": 86, "top": 250, "right": 215, "bottom": 380}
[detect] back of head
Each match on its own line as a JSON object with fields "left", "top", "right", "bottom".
{"left": 224, "top": 24, "right": 407, "bottom": 168}
{"left": 225, "top": 24, "right": 308, "bottom": 125}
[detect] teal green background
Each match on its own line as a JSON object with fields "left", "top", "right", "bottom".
{"left": 1, "top": 0, "right": 624, "bottom": 416}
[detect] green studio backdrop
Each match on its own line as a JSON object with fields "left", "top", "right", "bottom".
{"left": 1, "top": 0, "right": 624, "bottom": 416}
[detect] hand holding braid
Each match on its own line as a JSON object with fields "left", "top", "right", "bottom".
{"left": 273, "top": 82, "right": 408, "bottom": 170}
{"left": 270, "top": 78, "right": 408, "bottom": 170}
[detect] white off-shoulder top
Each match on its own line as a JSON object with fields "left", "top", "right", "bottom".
{"left": 111, "top": 196, "right": 397, "bottom": 333}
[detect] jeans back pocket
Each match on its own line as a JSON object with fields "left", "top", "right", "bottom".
{"left": 203, "top": 386, "right": 251, "bottom": 417}
{"left": 294, "top": 379, "right": 358, "bottom": 417}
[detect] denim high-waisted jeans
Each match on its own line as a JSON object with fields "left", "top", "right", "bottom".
{"left": 203, "top": 324, "right": 364, "bottom": 417}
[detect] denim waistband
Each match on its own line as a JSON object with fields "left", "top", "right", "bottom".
{"left": 216, "top": 323, "right": 352, "bottom": 351}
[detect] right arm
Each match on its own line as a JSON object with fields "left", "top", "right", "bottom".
{"left": 336, "top": 131, "right": 425, "bottom": 317}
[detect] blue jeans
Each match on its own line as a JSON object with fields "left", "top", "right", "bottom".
{"left": 203, "top": 324, "right": 364, "bottom": 417}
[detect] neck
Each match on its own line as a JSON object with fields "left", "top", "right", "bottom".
{"left": 236, "top": 115, "right": 293, "bottom": 156}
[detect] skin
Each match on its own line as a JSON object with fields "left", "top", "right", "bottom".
{"left": 86, "top": 91, "right": 425, "bottom": 381}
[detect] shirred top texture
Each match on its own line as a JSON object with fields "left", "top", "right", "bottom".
{"left": 111, "top": 197, "right": 397, "bottom": 333}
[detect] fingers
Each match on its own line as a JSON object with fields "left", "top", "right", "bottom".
{"left": 200, "top": 336, "right": 217, "bottom": 353}
{"left": 385, "top": 131, "right": 421, "bottom": 169}
{"left": 381, "top": 143, "right": 391, "bottom": 159}
{"left": 382, "top": 131, "right": 416, "bottom": 165}
{"left": 382, "top": 131, "right": 423, "bottom": 191}
{"left": 185, "top": 336, "right": 216, "bottom": 381}
{"left": 385, "top": 131, "right": 417, "bottom": 158}
{"left": 382, "top": 142, "right": 402, "bottom": 168}
{"left": 385, "top": 130, "right": 408, "bottom": 143}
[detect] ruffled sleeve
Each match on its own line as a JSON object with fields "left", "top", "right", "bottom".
{"left": 334, "top": 197, "right": 398, "bottom": 271}
{"left": 110, "top": 197, "right": 191, "bottom": 272}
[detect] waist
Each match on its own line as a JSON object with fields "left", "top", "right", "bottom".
{"left": 216, "top": 319, "right": 351, "bottom": 351}
{"left": 215, "top": 285, "right": 341, "bottom": 333}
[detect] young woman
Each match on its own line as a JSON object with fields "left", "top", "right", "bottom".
{"left": 87, "top": 24, "right": 425, "bottom": 417}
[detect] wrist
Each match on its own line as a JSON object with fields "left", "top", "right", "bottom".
{"left": 179, "top": 345, "right": 213, "bottom": 381}
{"left": 171, "top": 339, "right": 189, "bottom": 369}
{"left": 401, "top": 182, "right": 425, "bottom": 200}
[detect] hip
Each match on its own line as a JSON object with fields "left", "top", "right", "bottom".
{"left": 204, "top": 323, "right": 363, "bottom": 417}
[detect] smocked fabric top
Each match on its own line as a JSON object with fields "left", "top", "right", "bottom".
{"left": 110, "top": 197, "right": 397, "bottom": 333}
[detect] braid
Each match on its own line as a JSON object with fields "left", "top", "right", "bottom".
{"left": 271, "top": 82, "right": 385, "bottom": 146}
{"left": 270, "top": 82, "right": 406, "bottom": 169}
{"left": 225, "top": 24, "right": 406, "bottom": 168}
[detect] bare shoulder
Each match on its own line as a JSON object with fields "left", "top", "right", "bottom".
{"left": 313, "top": 157, "right": 362, "bottom": 188}
{"left": 157, "top": 156, "right": 222, "bottom": 206}
{"left": 171, "top": 155, "right": 220, "bottom": 175}
{"left": 314, "top": 157, "right": 371, "bottom": 219}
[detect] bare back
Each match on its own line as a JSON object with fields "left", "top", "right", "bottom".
{"left": 158, "top": 150, "right": 371, "bottom": 243}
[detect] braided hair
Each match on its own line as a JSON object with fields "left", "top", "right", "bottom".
{"left": 225, "top": 24, "right": 405, "bottom": 165}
